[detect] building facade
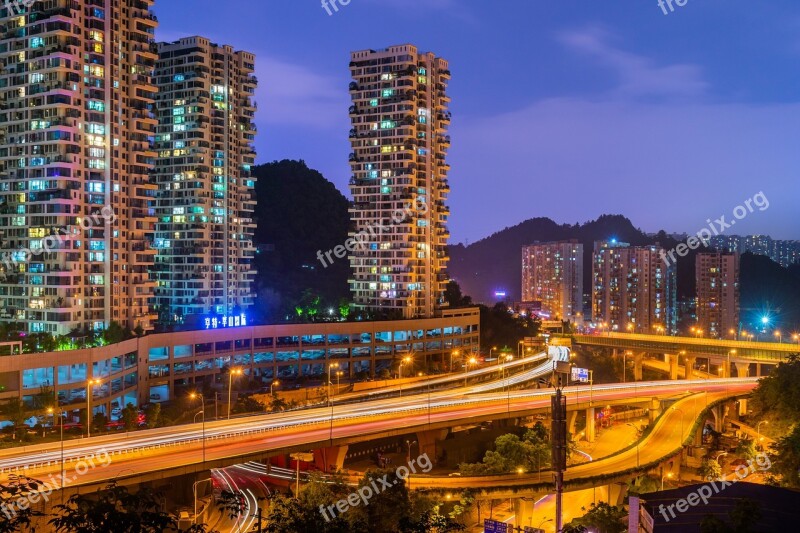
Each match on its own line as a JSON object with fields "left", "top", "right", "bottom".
{"left": 592, "top": 241, "right": 676, "bottom": 333}
{"left": 348, "top": 44, "right": 451, "bottom": 319}
{"left": 706, "top": 235, "right": 800, "bottom": 268}
{"left": 0, "top": 0, "right": 159, "bottom": 335}
{"left": 0, "top": 308, "right": 480, "bottom": 418}
{"left": 695, "top": 251, "right": 740, "bottom": 338}
{"left": 521, "top": 241, "right": 583, "bottom": 321}
{"left": 152, "top": 37, "right": 257, "bottom": 326}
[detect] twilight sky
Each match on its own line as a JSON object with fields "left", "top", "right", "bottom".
{"left": 154, "top": 0, "right": 800, "bottom": 243}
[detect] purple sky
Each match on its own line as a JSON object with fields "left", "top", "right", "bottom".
{"left": 154, "top": 0, "right": 800, "bottom": 243}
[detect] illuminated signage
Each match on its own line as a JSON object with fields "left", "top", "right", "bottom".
{"left": 205, "top": 313, "right": 247, "bottom": 329}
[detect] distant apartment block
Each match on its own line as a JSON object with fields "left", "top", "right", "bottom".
{"left": 696, "top": 251, "right": 740, "bottom": 338}
{"left": 0, "top": 0, "right": 159, "bottom": 334}
{"left": 152, "top": 37, "right": 257, "bottom": 327}
{"left": 348, "top": 44, "right": 451, "bottom": 319}
{"left": 706, "top": 235, "right": 800, "bottom": 268}
{"left": 592, "top": 241, "right": 677, "bottom": 333}
{"left": 521, "top": 241, "right": 583, "bottom": 320}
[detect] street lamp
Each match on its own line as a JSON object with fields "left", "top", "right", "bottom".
{"left": 661, "top": 471, "right": 674, "bottom": 491}
{"left": 189, "top": 393, "right": 206, "bottom": 463}
{"left": 450, "top": 349, "right": 459, "bottom": 373}
{"left": 729, "top": 328, "right": 737, "bottom": 340}
{"left": 327, "top": 362, "right": 339, "bottom": 404}
{"left": 406, "top": 439, "right": 417, "bottom": 463}
{"left": 227, "top": 368, "right": 243, "bottom": 419}
{"left": 464, "top": 356, "right": 477, "bottom": 387}
{"left": 193, "top": 478, "right": 211, "bottom": 524}
{"left": 47, "top": 408, "right": 65, "bottom": 492}
{"left": 774, "top": 331, "right": 782, "bottom": 343}
{"left": 85, "top": 378, "right": 101, "bottom": 438}
{"left": 489, "top": 346, "right": 498, "bottom": 362}
{"left": 398, "top": 356, "right": 412, "bottom": 397}
{"left": 757, "top": 420, "right": 768, "bottom": 449}
{"left": 270, "top": 380, "right": 280, "bottom": 395}
{"left": 336, "top": 370, "right": 343, "bottom": 396}
{"left": 793, "top": 333, "right": 799, "bottom": 346}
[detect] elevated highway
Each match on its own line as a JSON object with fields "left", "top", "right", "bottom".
{"left": 0, "top": 378, "right": 757, "bottom": 494}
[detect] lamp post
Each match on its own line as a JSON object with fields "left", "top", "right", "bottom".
{"left": 193, "top": 478, "right": 211, "bottom": 524}
{"left": 227, "top": 368, "right": 243, "bottom": 420}
{"left": 661, "top": 471, "right": 673, "bottom": 491}
{"left": 327, "top": 362, "right": 339, "bottom": 405}
{"left": 47, "top": 408, "right": 65, "bottom": 492}
{"left": 627, "top": 422, "right": 640, "bottom": 468}
{"left": 774, "top": 331, "right": 782, "bottom": 343}
{"left": 729, "top": 328, "right": 737, "bottom": 340}
{"left": 406, "top": 439, "right": 417, "bottom": 463}
{"left": 450, "top": 349, "right": 459, "bottom": 373}
{"left": 793, "top": 333, "right": 799, "bottom": 346}
{"left": 464, "top": 356, "right": 477, "bottom": 387}
{"left": 85, "top": 378, "right": 101, "bottom": 438}
{"left": 757, "top": 420, "right": 768, "bottom": 450}
{"left": 489, "top": 346, "right": 497, "bottom": 363}
{"left": 336, "top": 370, "right": 343, "bottom": 396}
{"left": 398, "top": 356, "right": 411, "bottom": 397}
{"left": 270, "top": 380, "right": 280, "bottom": 395}
{"left": 190, "top": 393, "right": 206, "bottom": 463}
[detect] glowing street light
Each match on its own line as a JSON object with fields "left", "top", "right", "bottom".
{"left": 327, "top": 362, "right": 340, "bottom": 404}
{"left": 464, "top": 356, "right": 478, "bottom": 386}
{"left": 189, "top": 392, "right": 206, "bottom": 463}
{"left": 398, "top": 356, "right": 412, "bottom": 397}
{"left": 757, "top": 420, "right": 768, "bottom": 449}
{"left": 86, "top": 378, "right": 101, "bottom": 438}
{"left": 270, "top": 380, "right": 280, "bottom": 395}
{"left": 227, "top": 368, "right": 243, "bottom": 419}
{"left": 661, "top": 471, "right": 674, "bottom": 491}
{"left": 793, "top": 333, "right": 800, "bottom": 346}
{"left": 774, "top": 331, "right": 782, "bottom": 343}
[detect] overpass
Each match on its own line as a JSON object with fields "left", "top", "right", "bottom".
{"left": 574, "top": 332, "right": 796, "bottom": 379}
{"left": 0, "top": 378, "right": 757, "bottom": 495}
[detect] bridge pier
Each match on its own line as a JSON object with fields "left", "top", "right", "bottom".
{"left": 738, "top": 398, "right": 748, "bottom": 417}
{"left": 585, "top": 407, "right": 596, "bottom": 443}
{"left": 711, "top": 404, "right": 729, "bottom": 433}
{"left": 733, "top": 362, "right": 750, "bottom": 378}
{"left": 513, "top": 497, "right": 535, "bottom": 530}
{"left": 416, "top": 428, "right": 449, "bottom": 461}
{"left": 718, "top": 360, "right": 730, "bottom": 378}
{"left": 667, "top": 354, "right": 679, "bottom": 380}
{"left": 684, "top": 355, "right": 697, "bottom": 380}
{"left": 633, "top": 352, "right": 644, "bottom": 381}
{"left": 314, "top": 445, "right": 349, "bottom": 473}
{"left": 568, "top": 410, "right": 578, "bottom": 435}
{"left": 649, "top": 398, "right": 662, "bottom": 423}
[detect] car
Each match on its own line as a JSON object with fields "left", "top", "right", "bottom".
{"left": 448, "top": 472, "right": 462, "bottom": 477}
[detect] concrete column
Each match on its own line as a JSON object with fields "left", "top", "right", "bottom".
{"left": 733, "top": 362, "right": 750, "bottom": 378}
{"left": 719, "top": 360, "right": 730, "bottom": 378}
{"left": 649, "top": 398, "right": 662, "bottom": 423}
{"left": 585, "top": 407, "right": 596, "bottom": 443}
{"left": 568, "top": 410, "right": 578, "bottom": 435}
{"left": 737, "top": 398, "right": 748, "bottom": 417}
{"left": 684, "top": 356, "right": 696, "bottom": 380}
{"left": 313, "top": 445, "right": 349, "bottom": 473}
{"left": 513, "top": 498, "right": 535, "bottom": 531}
{"left": 416, "top": 428, "right": 449, "bottom": 460}
{"left": 633, "top": 352, "right": 644, "bottom": 381}
{"left": 668, "top": 354, "right": 679, "bottom": 380}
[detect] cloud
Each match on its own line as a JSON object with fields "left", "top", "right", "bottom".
{"left": 256, "top": 56, "right": 349, "bottom": 130}
{"left": 557, "top": 26, "right": 708, "bottom": 100}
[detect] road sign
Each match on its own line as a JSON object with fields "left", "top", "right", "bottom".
{"left": 484, "top": 519, "right": 509, "bottom": 532}
{"left": 571, "top": 367, "right": 589, "bottom": 383}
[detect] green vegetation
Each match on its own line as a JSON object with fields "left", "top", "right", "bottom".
{"left": 750, "top": 354, "right": 800, "bottom": 488}
{"left": 562, "top": 502, "right": 627, "bottom": 533}
{"left": 458, "top": 423, "right": 551, "bottom": 475}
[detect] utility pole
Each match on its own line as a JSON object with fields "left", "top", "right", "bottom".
{"left": 551, "top": 360, "right": 569, "bottom": 533}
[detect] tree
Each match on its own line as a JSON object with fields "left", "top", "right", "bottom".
{"left": 346, "top": 469, "right": 412, "bottom": 532}
{"left": 92, "top": 412, "right": 108, "bottom": 434}
{"left": 699, "top": 459, "right": 723, "bottom": 481}
{"left": 768, "top": 424, "right": 800, "bottom": 488}
{"left": 1, "top": 398, "right": 28, "bottom": 440}
{"left": 121, "top": 403, "right": 139, "bottom": 431}
{"left": 751, "top": 354, "right": 800, "bottom": 421}
{"left": 564, "top": 502, "right": 627, "bottom": 533}
{"left": 50, "top": 483, "right": 213, "bottom": 532}
{"left": 144, "top": 403, "right": 161, "bottom": 429}
{"left": 0, "top": 477, "right": 43, "bottom": 533}
{"left": 101, "top": 321, "right": 131, "bottom": 346}
{"left": 735, "top": 438, "right": 756, "bottom": 462}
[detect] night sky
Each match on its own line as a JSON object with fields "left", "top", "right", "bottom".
{"left": 154, "top": 0, "right": 800, "bottom": 243}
